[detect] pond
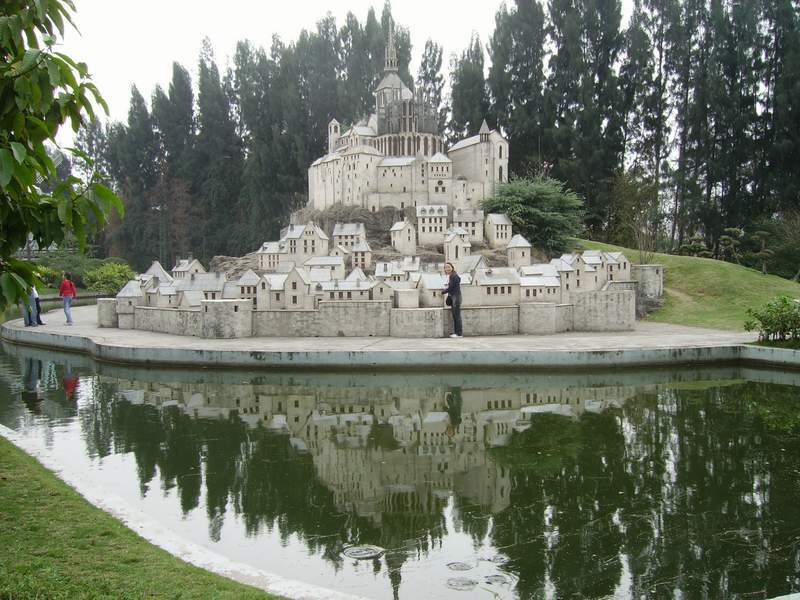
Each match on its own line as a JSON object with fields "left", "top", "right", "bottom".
{"left": 1, "top": 341, "right": 799, "bottom": 599}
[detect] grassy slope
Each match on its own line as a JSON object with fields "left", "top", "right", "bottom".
{"left": 574, "top": 239, "right": 800, "bottom": 330}
{"left": 0, "top": 437, "right": 276, "bottom": 599}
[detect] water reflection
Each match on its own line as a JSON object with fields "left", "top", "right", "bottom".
{"left": 0, "top": 342, "right": 799, "bottom": 600}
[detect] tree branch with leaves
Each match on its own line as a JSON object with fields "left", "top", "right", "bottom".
{"left": 0, "top": 0, "right": 123, "bottom": 310}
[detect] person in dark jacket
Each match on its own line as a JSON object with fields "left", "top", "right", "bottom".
{"left": 443, "top": 262, "right": 463, "bottom": 338}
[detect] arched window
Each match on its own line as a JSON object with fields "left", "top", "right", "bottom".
{"left": 407, "top": 137, "right": 411, "bottom": 155}
{"left": 498, "top": 144, "right": 502, "bottom": 158}
{"left": 424, "top": 137, "right": 429, "bottom": 156}
{"left": 499, "top": 166, "right": 503, "bottom": 181}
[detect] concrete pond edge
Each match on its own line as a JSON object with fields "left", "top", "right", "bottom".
{"left": 0, "top": 422, "right": 372, "bottom": 600}
{"left": 2, "top": 318, "right": 799, "bottom": 371}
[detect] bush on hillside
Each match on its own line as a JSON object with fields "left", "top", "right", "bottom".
{"left": 744, "top": 295, "right": 800, "bottom": 341}
{"left": 83, "top": 263, "right": 137, "bottom": 295}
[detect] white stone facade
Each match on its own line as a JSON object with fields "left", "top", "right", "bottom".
{"left": 307, "top": 32, "right": 507, "bottom": 214}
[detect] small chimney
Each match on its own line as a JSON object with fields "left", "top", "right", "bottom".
{"left": 188, "top": 252, "right": 193, "bottom": 262}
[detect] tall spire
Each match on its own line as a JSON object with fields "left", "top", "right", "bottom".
{"left": 384, "top": 21, "right": 398, "bottom": 73}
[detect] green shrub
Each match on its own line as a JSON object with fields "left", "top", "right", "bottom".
{"left": 32, "top": 265, "right": 60, "bottom": 288}
{"left": 744, "top": 295, "right": 800, "bottom": 341}
{"left": 83, "top": 263, "right": 136, "bottom": 295}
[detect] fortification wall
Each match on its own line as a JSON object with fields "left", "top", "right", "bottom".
{"left": 134, "top": 306, "right": 202, "bottom": 337}
{"left": 460, "top": 306, "right": 518, "bottom": 336}
{"left": 390, "top": 308, "right": 444, "bottom": 338}
{"left": 572, "top": 290, "right": 635, "bottom": 331}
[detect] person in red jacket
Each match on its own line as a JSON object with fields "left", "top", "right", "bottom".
{"left": 58, "top": 272, "right": 77, "bottom": 325}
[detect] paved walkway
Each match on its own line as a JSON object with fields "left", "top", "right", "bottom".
{"left": 3, "top": 304, "right": 796, "bottom": 370}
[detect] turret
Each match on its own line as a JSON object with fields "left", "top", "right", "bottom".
{"left": 328, "top": 118, "right": 340, "bottom": 154}
{"left": 479, "top": 119, "right": 490, "bottom": 143}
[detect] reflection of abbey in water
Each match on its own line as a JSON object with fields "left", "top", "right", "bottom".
{"left": 109, "top": 377, "right": 635, "bottom": 518}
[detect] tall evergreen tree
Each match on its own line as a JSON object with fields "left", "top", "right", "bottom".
{"left": 448, "top": 33, "right": 489, "bottom": 141}
{"left": 416, "top": 39, "right": 447, "bottom": 132}
{"left": 193, "top": 39, "right": 243, "bottom": 259}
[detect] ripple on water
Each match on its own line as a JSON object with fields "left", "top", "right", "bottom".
{"left": 342, "top": 545, "right": 385, "bottom": 560}
{"left": 446, "top": 577, "right": 479, "bottom": 591}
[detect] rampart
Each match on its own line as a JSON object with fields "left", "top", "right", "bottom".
{"left": 100, "top": 291, "right": 635, "bottom": 338}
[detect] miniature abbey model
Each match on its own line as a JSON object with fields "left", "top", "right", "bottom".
{"left": 105, "top": 29, "right": 663, "bottom": 339}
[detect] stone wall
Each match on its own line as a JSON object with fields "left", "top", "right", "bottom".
{"left": 390, "top": 308, "right": 444, "bottom": 337}
{"left": 134, "top": 306, "right": 202, "bottom": 337}
{"left": 114, "top": 290, "right": 635, "bottom": 338}
{"left": 201, "top": 299, "right": 252, "bottom": 338}
{"left": 317, "top": 301, "right": 391, "bottom": 337}
{"left": 460, "top": 306, "right": 519, "bottom": 336}
{"left": 572, "top": 290, "right": 635, "bottom": 331}
{"left": 97, "top": 298, "right": 118, "bottom": 328}
{"left": 254, "top": 309, "right": 318, "bottom": 337}
{"left": 519, "top": 302, "right": 557, "bottom": 334}
{"left": 253, "top": 301, "right": 392, "bottom": 337}
{"left": 631, "top": 264, "right": 665, "bottom": 317}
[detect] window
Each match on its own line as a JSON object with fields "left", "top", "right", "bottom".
{"left": 276, "top": 293, "right": 281, "bottom": 301}
{"left": 292, "top": 295, "right": 297, "bottom": 304}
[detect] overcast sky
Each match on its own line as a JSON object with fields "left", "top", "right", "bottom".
{"left": 61, "top": 0, "right": 505, "bottom": 125}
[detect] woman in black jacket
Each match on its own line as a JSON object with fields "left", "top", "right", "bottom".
{"left": 443, "top": 262, "right": 463, "bottom": 338}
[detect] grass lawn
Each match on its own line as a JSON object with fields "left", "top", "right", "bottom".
{"left": 0, "top": 437, "right": 276, "bottom": 599}
{"left": 574, "top": 239, "right": 800, "bottom": 331}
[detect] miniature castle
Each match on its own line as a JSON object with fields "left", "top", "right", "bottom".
{"left": 101, "top": 30, "right": 664, "bottom": 339}
{"left": 308, "top": 25, "right": 507, "bottom": 213}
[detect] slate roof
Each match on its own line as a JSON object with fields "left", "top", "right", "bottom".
{"left": 117, "top": 280, "right": 143, "bottom": 298}
{"left": 474, "top": 267, "right": 520, "bottom": 286}
{"left": 333, "top": 223, "right": 366, "bottom": 237}
{"left": 486, "top": 213, "right": 512, "bottom": 226}
{"left": 379, "top": 156, "right": 416, "bottom": 167}
{"left": 507, "top": 234, "right": 532, "bottom": 249}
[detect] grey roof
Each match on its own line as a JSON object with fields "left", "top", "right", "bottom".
{"left": 448, "top": 134, "right": 480, "bottom": 153}
{"left": 549, "top": 258, "right": 575, "bottom": 272}
{"left": 236, "top": 269, "right": 261, "bottom": 286}
{"left": 345, "top": 267, "right": 368, "bottom": 282}
{"left": 304, "top": 256, "right": 344, "bottom": 267}
{"left": 117, "top": 280, "right": 143, "bottom": 298}
{"left": 452, "top": 208, "right": 484, "bottom": 222}
{"left": 479, "top": 119, "right": 491, "bottom": 135}
{"left": 179, "top": 290, "right": 204, "bottom": 306}
{"left": 507, "top": 234, "right": 532, "bottom": 249}
{"left": 444, "top": 231, "right": 471, "bottom": 244}
{"left": 288, "top": 267, "right": 311, "bottom": 286}
{"left": 606, "top": 251, "right": 625, "bottom": 264}
{"left": 317, "top": 279, "right": 379, "bottom": 292}
{"left": 155, "top": 284, "right": 177, "bottom": 296}
{"left": 222, "top": 282, "right": 240, "bottom": 299}
{"left": 427, "top": 152, "right": 451, "bottom": 164}
{"left": 520, "top": 275, "right": 561, "bottom": 288}
{"left": 342, "top": 145, "right": 382, "bottom": 156}
{"left": 174, "top": 272, "right": 227, "bottom": 293}
{"left": 259, "top": 241, "right": 287, "bottom": 254}
{"left": 375, "top": 72, "right": 413, "bottom": 97}
{"left": 418, "top": 272, "right": 447, "bottom": 290}
{"left": 416, "top": 205, "right": 448, "bottom": 217}
{"left": 333, "top": 223, "right": 366, "bottom": 237}
{"left": 520, "top": 263, "right": 559, "bottom": 277}
{"left": 263, "top": 273, "right": 288, "bottom": 291}
{"left": 379, "top": 156, "right": 416, "bottom": 167}
{"left": 351, "top": 240, "right": 372, "bottom": 253}
{"left": 453, "top": 255, "right": 487, "bottom": 274}
{"left": 474, "top": 268, "right": 520, "bottom": 286}
{"left": 486, "top": 213, "right": 512, "bottom": 226}
{"left": 390, "top": 220, "right": 411, "bottom": 232}
{"left": 281, "top": 222, "right": 329, "bottom": 241}
{"left": 144, "top": 261, "right": 173, "bottom": 282}
{"left": 172, "top": 258, "right": 206, "bottom": 273}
